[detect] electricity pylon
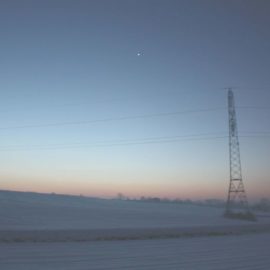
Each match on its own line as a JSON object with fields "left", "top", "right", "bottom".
{"left": 224, "top": 89, "right": 256, "bottom": 221}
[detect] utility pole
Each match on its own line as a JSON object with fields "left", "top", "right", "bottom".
{"left": 224, "top": 88, "right": 256, "bottom": 221}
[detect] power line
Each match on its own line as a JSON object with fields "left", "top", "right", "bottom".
{"left": 0, "top": 108, "right": 225, "bottom": 130}
{"left": 0, "top": 133, "right": 269, "bottom": 152}
{"left": 0, "top": 88, "right": 233, "bottom": 113}
{"left": 0, "top": 136, "right": 228, "bottom": 151}
{"left": 0, "top": 102, "right": 268, "bottom": 145}
{"left": 1, "top": 105, "right": 269, "bottom": 131}
{"left": 0, "top": 132, "right": 225, "bottom": 148}
{"left": 237, "top": 106, "right": 270, "bottom": 110}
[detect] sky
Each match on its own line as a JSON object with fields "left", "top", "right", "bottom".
{"left": 0, "top": 0, "right": 269, "bottom": 200}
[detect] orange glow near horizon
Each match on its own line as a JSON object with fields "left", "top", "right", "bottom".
{"left": 0, "top": 173, "right": 269, "bottom": 201}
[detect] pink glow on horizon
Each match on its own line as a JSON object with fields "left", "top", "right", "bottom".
{"left": 0, "top": 178, "right": 268, "bottom": 201}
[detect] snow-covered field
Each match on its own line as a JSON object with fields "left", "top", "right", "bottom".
{"left": 1, "top": 190, "right": 269, "bottom": 231}
{"left": 1, "top": 233, "right": 270, "bottom": 270}
{"left": 0, "top": 190, "right": 270, "bottom": 269}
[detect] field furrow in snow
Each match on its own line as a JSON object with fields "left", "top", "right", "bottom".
{"left": 0, "top": 233, "right": 269, "bottom": 270}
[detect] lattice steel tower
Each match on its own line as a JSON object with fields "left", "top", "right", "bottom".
{"left": 225, "top": 89, "right": 253, "bottom": 218}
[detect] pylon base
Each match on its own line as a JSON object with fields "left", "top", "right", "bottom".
{"left": 224, "top": 210, "right": 257, "bottom": 221}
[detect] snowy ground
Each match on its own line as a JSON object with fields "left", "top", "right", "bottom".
{"left": 1, "top": 190, "right": 270, "bottom": 269}
{"left": 1, "top": 190, "right": 269, "bottom": 231}
{"left": 1, "top": 233, "right": 270, "bottom": 270}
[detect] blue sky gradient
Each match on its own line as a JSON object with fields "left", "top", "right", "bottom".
{"left": 0, "top": 0, "right": 270, "bottom": 199}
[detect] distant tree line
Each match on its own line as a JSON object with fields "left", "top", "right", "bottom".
{"left": 116, "top": 193, "right": 225, "bottom": 208}
{"left": 116, "top": 193, "right": 270, "bottom": 212}
{"left": 251, "top": 198, "right": 270, "bottom": 212}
